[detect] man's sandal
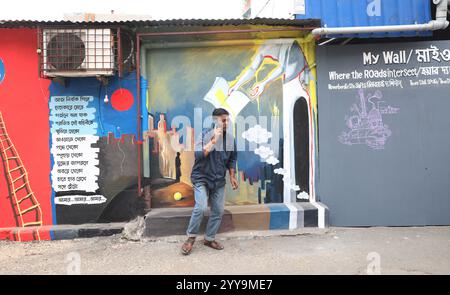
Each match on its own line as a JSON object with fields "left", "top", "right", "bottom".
{"left": 181, "top": 237, "right": 196, "bottom": 255}
{"left": 203, "top": 240, "right": 224, "bottom": 250}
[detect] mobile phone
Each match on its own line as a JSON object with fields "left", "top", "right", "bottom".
{"left": 213, "top": 121, "right": 221, "bottom": 129}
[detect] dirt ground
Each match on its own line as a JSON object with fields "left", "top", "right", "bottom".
{"left": 1, "top": 226, "right": 449, "bottom": 275}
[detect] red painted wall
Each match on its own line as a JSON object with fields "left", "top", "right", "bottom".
{"left": 0, "top": 29, "right": 52, "bottom": 240}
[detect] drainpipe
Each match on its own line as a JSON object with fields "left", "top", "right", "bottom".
{"left": 312, "top": 0, "right": 449, "bottom": 36}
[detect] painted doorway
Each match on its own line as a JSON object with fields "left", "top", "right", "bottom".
{"left": 293, "top": 97, "right": 310, "bottom": 201}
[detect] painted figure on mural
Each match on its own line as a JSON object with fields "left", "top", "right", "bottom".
{"left": 175, "top": 152, "right": 181, "bottom": 182}
{"left": 157, "top": 113, "right": 169, "bottom": 176}
{"left": 154, "top": 114, "right": 184, "bottom": 180}
{"left": 228, "top": 39, "right": 308, "bottom": 100}
{"left": 204, "top": 40, "right": 309, "bottom": 120}
{"left": 181, "top": 108, "right": 238, "bottom": 255}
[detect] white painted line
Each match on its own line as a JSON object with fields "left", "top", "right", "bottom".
{"left": 285, "top": 203, "right": 298, "bottom": 230}
{"left": 311, "top": 201, "right": 326, "bottom": 229}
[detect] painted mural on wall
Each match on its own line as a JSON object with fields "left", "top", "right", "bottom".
{"left": 0, "top": 27, "right": 318, "bottom": 240}
{"left": 0, "top": 29, "right": 53, "bottom": 241}
{"left": 0, "top": 28, "right": 145, "bottom": 240}
{"left": 49, "top": 74, "right": 144, "bottom": 225}
{"left": 143, "top": 37, "right": 317, "bottom": 208}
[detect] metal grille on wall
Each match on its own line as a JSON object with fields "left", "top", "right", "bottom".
{"left": 38, "top": 28, "right": 119, "bottom": 77}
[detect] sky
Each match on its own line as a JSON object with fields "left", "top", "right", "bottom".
{"left": 0, "top": 0, "right": 244, "bottom": 21}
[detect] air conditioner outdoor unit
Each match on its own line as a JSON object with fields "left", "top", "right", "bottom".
{"left": 42, "top": 28, "right": 115, "bottom": 77}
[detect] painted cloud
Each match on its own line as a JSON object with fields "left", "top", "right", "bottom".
{"left": 254, "top": 145, "right": 273, "bottom": 160}
{"left": 242, "top": 125, "right": 272, "bottom": 144}
{"left": 297, "top": 191, "right": 309, "bottom": 200}
{"left": 291, "top": 184, "right": 300, "bottom": 191}
{"left": 265, "top": 155, "right": 279, "bottom": 165}
{"left": 274, "top": 168, "right": 287, "bottom": 175}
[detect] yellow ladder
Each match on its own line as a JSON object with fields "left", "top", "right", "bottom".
{"left": 0, "top": 111, "right": 42, "bottom": 241}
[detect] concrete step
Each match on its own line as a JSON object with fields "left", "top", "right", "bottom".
{"left": 144, "top": 202, "right": 329, "bottom": 237}
{"left": 0, "top": 222, "right": 125, "bottom": 242}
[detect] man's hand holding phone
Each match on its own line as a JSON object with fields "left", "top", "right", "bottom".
{"left": 203, "top": 122, "right": 222, "bottom": 156}
{"left": 211, "top": 123, "right": 223, "bottom": 145}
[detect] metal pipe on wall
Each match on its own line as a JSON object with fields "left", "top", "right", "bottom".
{"left": 137, "top": 27, "right": 316, "bottom": 38}
{"left": 117, "top": 27, "right": 122, "bottom": 78}
{"left": 136, "top": 35, "right": 142, "bottom": 197}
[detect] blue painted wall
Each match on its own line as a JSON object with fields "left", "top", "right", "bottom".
{"left": 296, "top": 0, "right": 432, "bottom": 38}
{"left": 49, "top": 72, "right": 139, "bottom": 139}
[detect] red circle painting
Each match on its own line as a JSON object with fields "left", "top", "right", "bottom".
{"left": 111, "top": 88, "right": 134, "bottom": 111}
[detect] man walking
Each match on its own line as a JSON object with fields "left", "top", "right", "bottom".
{"left": 181, "top": 108, "right": 238, "bottom": 255}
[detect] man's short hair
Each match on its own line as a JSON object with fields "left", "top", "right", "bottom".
{"left": 212, "top": 108, "right": 229, "bottom": 117}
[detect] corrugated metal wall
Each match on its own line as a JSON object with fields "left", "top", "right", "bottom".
{"left": 295, "top": 0, "right": 432, "bottom": 38}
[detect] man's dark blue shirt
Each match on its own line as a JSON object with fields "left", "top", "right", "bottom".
{"left": 190, "top": 128, "right": 237, "bottom": 190}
